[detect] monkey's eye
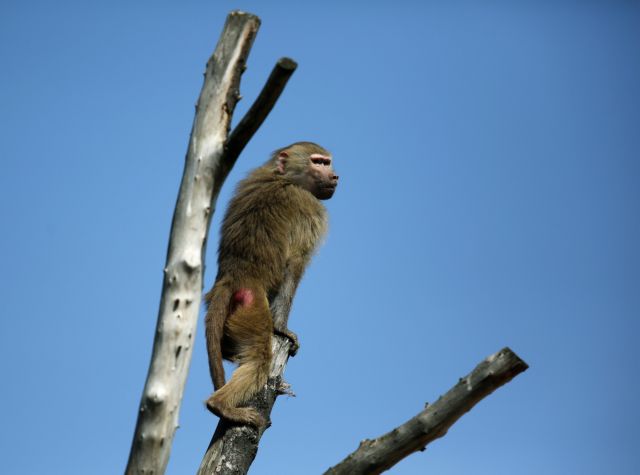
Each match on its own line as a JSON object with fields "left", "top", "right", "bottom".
{"left": 311, "top": 157, "right": 331, "bottom": 166}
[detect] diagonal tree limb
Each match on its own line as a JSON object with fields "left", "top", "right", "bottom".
{"left": 217, "top": 57, "right": 298, "bottom": 184}
{"left": 324, "top": 348, "right": 529, "bottom": 475}
{"left": 126, "top": 11, "right": 296, "bottom": 474}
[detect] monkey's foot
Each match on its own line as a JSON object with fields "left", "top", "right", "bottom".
{"left": 273, "top": 327, "right": 299, "bottom": 356}
{"left": 206, "top": 397, "right": 266, "bottom": 428}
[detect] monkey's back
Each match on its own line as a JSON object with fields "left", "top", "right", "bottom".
{"left": 216, "top": 167, "right": 327, "bottom": 292}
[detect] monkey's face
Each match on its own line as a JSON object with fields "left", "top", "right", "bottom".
{"left": 306, "top": 153, "right": 339, "bottom": 200}
{"left": 277, "top": 144, "right": 339, "bottom": 200}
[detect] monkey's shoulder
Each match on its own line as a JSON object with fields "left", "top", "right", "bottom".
{"left": 230, "top": 174, "right": 326, "bottom": 224}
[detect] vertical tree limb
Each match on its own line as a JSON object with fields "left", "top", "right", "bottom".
{"left": 324, "top": 348, "right": 529, "bottom": 475}
{"left": 125, "top": 12, "right": 261, "bottom": 474}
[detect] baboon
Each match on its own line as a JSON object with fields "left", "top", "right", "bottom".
{"left": 205, "top": 141, "right": 338, "bottom": 427}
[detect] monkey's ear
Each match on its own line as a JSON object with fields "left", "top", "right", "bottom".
{"left": 277, "top": 151, "right": 288, "bottom": 174}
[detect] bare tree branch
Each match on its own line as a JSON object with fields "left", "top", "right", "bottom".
{"left": 126, "top": 12, "right": 262, "bottom": 474}
{"left": 218, "top": 57, "right": 298, "bottom": 183}
{"left": 324, "top": 348, "right": 529, "bottom": 475}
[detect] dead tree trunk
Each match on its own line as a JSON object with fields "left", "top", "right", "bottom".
{"left": 126, "top": 11, "right": 296, "bottom": 474}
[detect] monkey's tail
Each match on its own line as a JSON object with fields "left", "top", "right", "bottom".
{"left": 204, "top": 281, "right": 232, "bottom": 391}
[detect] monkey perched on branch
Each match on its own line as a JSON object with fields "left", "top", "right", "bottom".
{"left": 205, "top": 142, "right": 339, "bottom": 427}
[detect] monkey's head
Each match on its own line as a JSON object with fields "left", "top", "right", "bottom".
{"left": 274, "top": 142, "right": 339, "bottom": 200}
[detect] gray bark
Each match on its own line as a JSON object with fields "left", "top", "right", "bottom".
{"left": 126, "top": 12, "right": 265, "bottom": 474}
{"left": 324, "top": 347, "right": 529, "bottom": 475}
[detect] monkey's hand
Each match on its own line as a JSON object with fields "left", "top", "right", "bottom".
{"left": 273, "top": 326, "right": 300, "bottom": 356}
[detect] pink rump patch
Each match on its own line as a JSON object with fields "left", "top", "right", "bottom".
{"left": 232, "top": 288, "right": 254, "bottom": 308}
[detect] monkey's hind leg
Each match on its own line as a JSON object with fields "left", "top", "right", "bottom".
{"left": 206, "top": 287, "right": 272, "bottom": 427}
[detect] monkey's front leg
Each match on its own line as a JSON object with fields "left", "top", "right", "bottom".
{"left": 270, "top": 258, "right": 305, "bottom": 356}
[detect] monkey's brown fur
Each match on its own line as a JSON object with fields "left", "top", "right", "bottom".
{"left": 205, "top": 142, "right": 338, "bottom": 427}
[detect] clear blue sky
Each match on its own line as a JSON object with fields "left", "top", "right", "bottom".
{"left": 1, "top": 1, "right": 638, "bottom": 474}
